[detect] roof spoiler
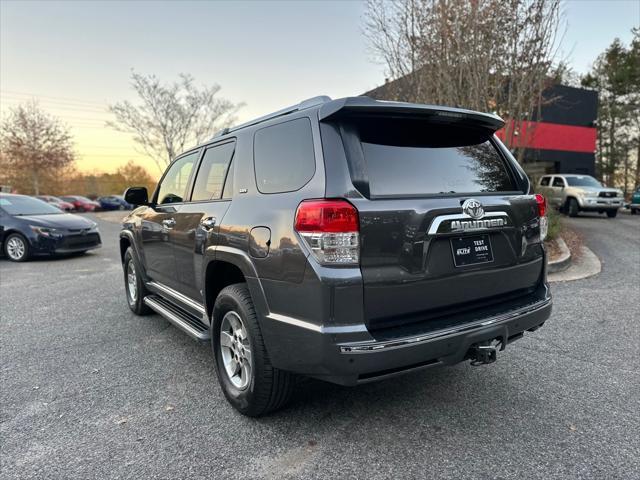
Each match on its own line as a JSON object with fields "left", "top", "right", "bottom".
{"left": 318, "top": 97, "right": 505, "bottom": 132}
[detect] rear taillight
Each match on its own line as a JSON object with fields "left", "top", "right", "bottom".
{"left": 535, "top": 194, "right": 548, "bottom": 241}
{"left": 294, "top": 199, "right": 359, "bottom": 265}
{"left": 535, "top": 194, "right": 547, "bottom": 217}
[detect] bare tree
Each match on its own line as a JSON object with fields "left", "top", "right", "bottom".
{"left": 0, "top": 101, "right": 75, "bottom": 195}
{"left": 364, "top": 0, "right": 564, "bottom": 160}
{"left": 109, "top": 72, "right": 243, "bottom": 172}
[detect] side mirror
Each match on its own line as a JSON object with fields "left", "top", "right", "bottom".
{"left": 124, "top": 187, "right": 149, "bottom": 206}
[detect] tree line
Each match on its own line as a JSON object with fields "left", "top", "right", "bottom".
{"left": 0, "top": 73, "right": 240, "bottom": 197}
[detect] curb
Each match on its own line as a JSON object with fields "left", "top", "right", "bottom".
{"left": 547, "top": 237, "right": 571, "bottom": 273}
{"left": 548, "top": 244, "right": 601, "bottom": 283}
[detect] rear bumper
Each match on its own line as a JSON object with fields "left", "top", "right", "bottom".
{"left": 261, "top": 292, "right": 552, "bottom": 386}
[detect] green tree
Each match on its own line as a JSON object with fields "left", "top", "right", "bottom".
{"left": 582, "top": 29, "right": 640, "bottom": 192}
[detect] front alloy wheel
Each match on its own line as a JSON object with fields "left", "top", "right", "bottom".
{"left": 5, "top": 234, "right": 29, "bottom": 262}
{"left": 219, "top": 311, "right": 252, "bottom": 390}
{"left": 123, "top": 247, "right": 151, "bottom": 315}
{"left": 127, "top": 260, "right": 138, "bottom": 303}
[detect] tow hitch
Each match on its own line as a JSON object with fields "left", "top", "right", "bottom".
{"left": 469, "top": 339, "right": 503, "bottom": 366}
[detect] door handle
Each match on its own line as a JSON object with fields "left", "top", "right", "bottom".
{"left": 201, "top": 217, "right": 217, "bottom": 230}
{"left": 162, "top": 218, "right": 176, "bottom": 228}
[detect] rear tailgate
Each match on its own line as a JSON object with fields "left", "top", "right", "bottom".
{"left": 352, "top": 195, "right": 544, "bottom": 329}
{"left": 320, "top": 101, "right": 545, "bottom": 330}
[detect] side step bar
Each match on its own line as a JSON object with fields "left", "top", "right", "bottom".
{"left": 144, "top": 295, "right": 210, "bottom": 341}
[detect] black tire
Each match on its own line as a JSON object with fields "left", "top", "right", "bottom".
{"left": 212, "top": 283, "right": 294, "bottom": 417}
{"left": 4, "top": 233, "right": 30, "bottom": 262}
{"left": 606, "top": 209, "right": 618, "bottom": 218}
{"left": 567, "top": 198, "right": 579, "bottom": 217}
{"left": 123, "top": 247, "right": 152, "bottom": 315}
{"left": 632, "top": 209, "right": 637, "bottom": 215}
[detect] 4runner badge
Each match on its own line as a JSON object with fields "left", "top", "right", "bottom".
{"left": 462, "top": 199, "right": 484, "bottom": 219}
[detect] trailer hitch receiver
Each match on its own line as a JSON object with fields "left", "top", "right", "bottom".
{"left": 469, "top": 339, "right": 503, "bottom": 366}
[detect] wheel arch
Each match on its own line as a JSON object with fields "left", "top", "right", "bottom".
{"left": 3, "top": 229, "right": 33, "bottom": 248}
{"left": 204, "top": 247, "right": 268, "bottom": 323}
{"left": 119, "top": 230, "right": 138, "bottom": 264}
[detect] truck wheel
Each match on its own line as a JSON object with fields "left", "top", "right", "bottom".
{"left": 212, "top": 283, "right": 294, "bottom": 417}
{"left": 123, "top": 247, "right": 152, "bottom": 315}
{"left": 4, "top": 233, "right": 30, "bottom": 262}
{"left": 606, "top": 209, "right": 618, "bottom": 218}
{"left": 568, "top": 198, "right": 579, "bottom": 217}
{"left": 632, "top": 209, "right": 637, "bottom": 215}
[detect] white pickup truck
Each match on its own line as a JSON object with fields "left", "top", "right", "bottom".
{"left": 538, "top": 174, "right": 623, "bottom": 218}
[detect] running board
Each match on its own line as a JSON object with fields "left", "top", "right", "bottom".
{"left": 144, "top": 295, "right": 210, "bottom": 341}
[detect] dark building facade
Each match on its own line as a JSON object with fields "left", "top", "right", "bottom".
{"left": 365, "top": 82, "right": 598, "bottom": 177}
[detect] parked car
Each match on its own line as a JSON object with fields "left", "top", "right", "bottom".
{"left": 36, "top": 195, "right": 75, "bottom": 212}
{"left": 98, "top": 195, "right": 133, "bottom": 211}
{"left": 629, "top": 187, "right": 640, "bottom": 215}
{"left": 0, "top": 193, "right": 101, "bottom": 262}
{"left": 59, "top": 195, "right": 101, "bottom": 212}
{"left": 538, "top": 174, "right": 623, "bottom": 218}
{"left": 120, "top": 96, "right": 551, "bottom": 416}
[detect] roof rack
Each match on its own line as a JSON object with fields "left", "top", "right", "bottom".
{"left": 212, "top": 95, "right": 331, "bottom": 139}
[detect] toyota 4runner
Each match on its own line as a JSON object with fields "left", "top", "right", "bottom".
{"left": 120, "top": 96, "right": 552, "bottom": 416}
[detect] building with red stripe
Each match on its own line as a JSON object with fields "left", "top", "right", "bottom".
{"left": 495, "top": 84, "right": 598, "bottom": 176}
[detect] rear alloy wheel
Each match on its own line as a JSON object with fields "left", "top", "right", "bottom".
{"left": 219, "top": 311, "right": 252, "bottom": 390}
{"left": 123, "top": 247, "right": 152, "bottom": 315}
{"left": 212, "top": 283, "right": 294, "bottom": 417}
{"left": 4, "top": 233, "right": 29, "bottom": 262}
{"left": 606, "top": 209, "right": 618, "bottom": 218}
{"left": 568, "top": 198, "right": 579, "bottom": 217}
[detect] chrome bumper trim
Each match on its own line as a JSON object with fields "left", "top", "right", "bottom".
{"left": 338, "top": 298, "right": 551, "bottom": 354}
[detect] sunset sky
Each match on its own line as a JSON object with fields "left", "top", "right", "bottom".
{"left": 1, "top": 0, "right": 638, "bottom": 176}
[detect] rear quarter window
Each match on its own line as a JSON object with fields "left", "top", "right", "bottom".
{"left": 253, "top": 118, "right": 315, "bottom": 194}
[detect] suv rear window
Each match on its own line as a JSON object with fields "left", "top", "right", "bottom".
{"left": 344, "top": 117, "right": 516, "bottom": 197}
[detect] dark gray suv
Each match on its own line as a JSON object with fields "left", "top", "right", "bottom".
{"left": 120, "top": 96, "right": 552, "bottom": 416}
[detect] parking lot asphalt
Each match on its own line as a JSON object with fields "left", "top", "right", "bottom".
{"left": 1, "top": 211, "right": 639, "bottom": 479}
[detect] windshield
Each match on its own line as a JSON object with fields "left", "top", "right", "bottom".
{"left": 566, "top": 176, "right": 602, "bottom": 187}
{"left": 0, "top": 196, "right": 63, "bottom": 215}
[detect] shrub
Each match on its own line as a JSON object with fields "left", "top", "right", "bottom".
{"left": 545, "top": 205, "right": 562, "bottom": 241}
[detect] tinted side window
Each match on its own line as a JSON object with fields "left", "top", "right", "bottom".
{"left": 191, "top": 142, "right": 235, "bottom": 202}
{"left": 156, "top": 152, "right": 198, "bottom": 204}
{"left": 552, "top": 177, "right": 565, "bottom": 187}
{"left": 540, "top": 176, "right": 551, "bottom": 186}
{"left": 254, "top": 118, "right": 315, "bottom": 194}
